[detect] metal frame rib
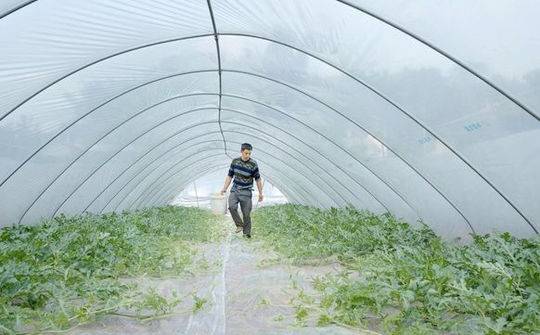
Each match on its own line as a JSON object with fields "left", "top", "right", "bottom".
{"left": 206, "top": 0, "right": 229, "bottom": 158}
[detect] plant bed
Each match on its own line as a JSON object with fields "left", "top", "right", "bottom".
{"left": 252, "top": 204, "right": 540, "bottom": 335}
{"left": 0, "top": 205, "right": 224, "bottom": 334}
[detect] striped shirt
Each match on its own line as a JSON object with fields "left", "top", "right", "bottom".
{"left": 228, "top": 157, "right": 261, "bottom": 191}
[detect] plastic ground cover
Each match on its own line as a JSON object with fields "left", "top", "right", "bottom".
{"left": 65, "top": 216, "right": 365, "bottom": 335}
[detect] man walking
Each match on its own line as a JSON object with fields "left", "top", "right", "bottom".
{"left": 220, "top": 143, "right": 263, "bottom": 238}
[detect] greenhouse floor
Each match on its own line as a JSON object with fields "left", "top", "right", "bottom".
{"left": 67, "top": 216, "right": 363, "bottom": 335}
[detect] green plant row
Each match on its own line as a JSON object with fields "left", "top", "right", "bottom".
{"left": 252, "top": 204, "right": 540, "bottom": 334}
{"left": 0, "top": 205, "right": 223, "bottom": 334}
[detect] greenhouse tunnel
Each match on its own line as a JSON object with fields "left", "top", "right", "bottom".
{"left": 1, "top": 0, "right": 540, "bottom": 239}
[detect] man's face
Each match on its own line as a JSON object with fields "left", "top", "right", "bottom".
{"left": 241, "top": 149, "right": 251, "bottom": 161}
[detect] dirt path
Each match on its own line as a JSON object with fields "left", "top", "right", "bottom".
{"left": 68, "top": 215, "right": 366, "bottom": 335}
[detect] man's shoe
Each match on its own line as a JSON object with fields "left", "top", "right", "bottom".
{"left": 235, "top": 226, "right": 243, "bottom": 233}
{"left": 243, "top": 234, "right": 251, "bottom": 239}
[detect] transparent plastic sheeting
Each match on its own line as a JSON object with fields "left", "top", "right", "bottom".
{"left": 0, "top": 0, "right": 538, "bottom": 238}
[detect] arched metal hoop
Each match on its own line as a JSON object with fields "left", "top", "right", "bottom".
{"left": 0, "top": 0, "right": 37, "bottom": 19}
{"left": 149, "top": 164, "right": 301, "bottom": 209}
{"left": 148, "top": 164, "right": 302, "bottom": 209}
{"left": 107, "top": 135, "right": 334, "bottom": 212}
{"left": 125, "top": 152, "right": 316, "bottom": 211}
{"left": 1, "top": 27, "right": 534, "bottom": 232}
{"left": 8, "top": 74, "right": 467, "bottom": 231}
{"left": 128, "top": 138, "right": 343, "bottom": 210}
{"left": 136, "top": 146, "right": 318, "bottom": 210}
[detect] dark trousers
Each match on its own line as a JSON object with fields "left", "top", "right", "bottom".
{"left": 228, "top": 188, "right": 253, "bottom": 235}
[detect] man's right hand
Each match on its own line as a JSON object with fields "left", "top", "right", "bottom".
{"left": 220, "top": 189, "right": 226, "bottom": 196}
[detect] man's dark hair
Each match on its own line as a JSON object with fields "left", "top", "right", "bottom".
{"left": 241, "top": 143, "right": 253, "bottom": 151}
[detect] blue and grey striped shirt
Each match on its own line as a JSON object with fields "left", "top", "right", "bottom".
{"left": 228, "top": 157, "right": 261, "bottom": 191}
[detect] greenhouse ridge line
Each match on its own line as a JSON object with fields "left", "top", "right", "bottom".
{"left": 80, "top": 121, "right": 343, "bottom": 213}
{"left": 140, "top": 162, "right": 303, "bottom": 210}
{"left": 89, "top": 113, "right": 400, "bottom": 219}
{"left": 57, "top": 103, "right": 360, "bottom": 215}
{"left": 157, "top": 164, "right": 300, "bottom": 207}
{"left": 98, "top": 137, "right": 304, "bottom": 212}
{"left": 91, "top": 129, "right": 356, "bottom": 212}
{"left": 89, "top": 109, "right": 442, "bottom": 232}
{"left": 50, "top": 112, "right": 321, "bottom": 221}
{"left": 206, "top": 0, "right": 229, "bottom": 158}
{"left": 149, "top": 163, "right": 302, "bottom": 209}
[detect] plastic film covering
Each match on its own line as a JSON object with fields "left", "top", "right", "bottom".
{"left": 213, "top": 0, "right": 540, "bottom": 236}
{"left": 145, "top": 160, "right": 305, "bottom": 209}
{"left": 152, "top": 164, "right": 304, "bottom": 208}
{"left": 0, "top": 0, "right": 538, "bottom": 238}
{"left": 124, "top": 152, "right": 227, "bottom": 210}
{"left": 0, "top": 40, "right": 217, "bottom": 185}
{"left": 138, "top": 140, "right": 319, "bottom": 209}
{"left": 346, "top": 0, "right": 540, "bottom": 115}
{"left": 90, "top": 130, "right": 225, "bottom": 214}
{"left": 0, "top": 0, "right": 212, "bottom": 118}
{"left": 220, "top": 71, "right": 471, "bottom": 237}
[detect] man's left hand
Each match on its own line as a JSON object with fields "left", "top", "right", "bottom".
{"left": 258, "top": 193, "right": 264, "bottom": 202}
